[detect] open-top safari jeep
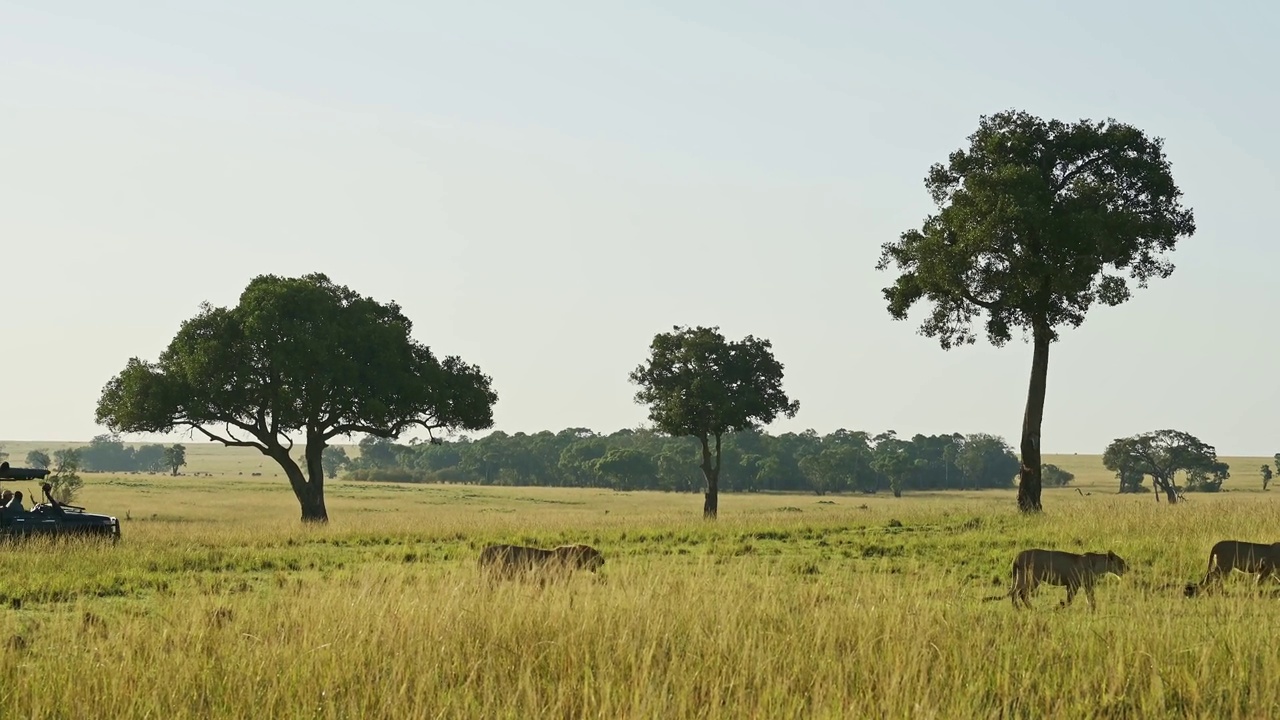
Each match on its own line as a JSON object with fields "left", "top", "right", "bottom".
{"left": 0, "top": 462, "right": 120, "bottom": 541}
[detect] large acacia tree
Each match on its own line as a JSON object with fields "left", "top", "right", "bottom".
{"left": 1103, "top": 430, "right": 1229, "bottom": 503}
{"left": 630, "top": 326, "right": 799, "bottom": 518}
{"left": 877, "top": 110, "right": 1196, "bottom": 512}
{"left": 96, "top": 273, "right": 498, "bottom": 522}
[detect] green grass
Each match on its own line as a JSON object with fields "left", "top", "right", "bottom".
{"left": 0, "top": 442, "right": 1277, "bottom": 718}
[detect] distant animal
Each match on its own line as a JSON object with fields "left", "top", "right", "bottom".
{"left": 1185, "top": 540, "right": 1280, "bottom": 597}
{"left": 478, "top": 543, "right": 605, "bottom": 581}
{"left": 1005, "top": 549, "right": 1129, "bottom": 611}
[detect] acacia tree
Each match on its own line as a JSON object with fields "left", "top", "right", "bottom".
{"left": 1102, "top": 430, "right": 1229, "bottom": 504}
{"left": 877, "top": 110, "right": 1196, "bottom": 512}
{"left": 48, "top": 448, "right": 84, "bottom": 504}
{"left": 25, "top": 450, "right": 51, "bottom": 470}
{"left": 321, "top": 446, "right": 351, "bottom": 479}
{"left": 163, "top": 444, "right": 187, "bottom": 476}
{"left": 870, "top": 435, "right": 917, "bottom": 498}
{"left": 1261, "top": 464, "right": 1273, "bottom": 491}
{"left": 95, "top": 273, "right": 498, "bottom": 522}
{"left": 630, "top": 326, "right": 799, "bottom": 518}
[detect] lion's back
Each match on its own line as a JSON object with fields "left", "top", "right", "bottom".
{"left": 1210, "top": 540, "right": 1280, "bottom": 569}
{"left": 1013, "top": 548, "right": 1084, "bottom": 582}
{"left": 479, "top": 544, "right": 554, "bottom": 569}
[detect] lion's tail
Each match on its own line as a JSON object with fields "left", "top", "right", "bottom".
{"left": 983, "top": 565, "right": 1018, "bottom": 602}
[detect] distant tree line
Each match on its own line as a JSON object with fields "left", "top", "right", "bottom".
{"left": 340, "top": 427, "right": 1028, "bottom": 495}
{"left": 31, "top": 434, "right": 189, "bottom": 476}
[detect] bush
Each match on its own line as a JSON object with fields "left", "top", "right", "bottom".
{"left": 1042, "top": 464, "right": 1075, "bottom": 487}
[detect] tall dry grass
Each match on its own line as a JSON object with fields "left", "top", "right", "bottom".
{"left": 0, "top": 462, "right": 1276, "bottom": 717}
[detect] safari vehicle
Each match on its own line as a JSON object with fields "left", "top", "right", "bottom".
{"left": 0, "top": 462, "right": 121, "bottom": 541}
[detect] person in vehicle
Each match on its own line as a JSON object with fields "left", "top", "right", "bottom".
{"left": 37, "top": 483, "right": 64, "bottom": 514}
{"left": 5, "top": 491, "right": 25, "bottom": 513}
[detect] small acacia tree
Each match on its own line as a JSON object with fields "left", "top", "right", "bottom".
{"left": 48, "top": 448, "right": 84, "bottom": 504}
{"left": 322, "top": 446, "right": 351, "bottom": 479}
{"left": 630, "top": 326, "right": 799, "bottom": 518}
{"left": 96, "top": 273, "right": 498, "bottom": 522}
{"left": 877, "top": 110, "right": 1195, "bottom": 512}
{"left": 1261, "top": 464, "right": 1273, "bottom": 491}
{"left": 163, "top": 444, "right": 187, "bottom": 477}
{"left": 1102, "top": 430, "right": 1228, "bottom": 504}
{"left": 871, "top": 435, "right": 917, "bottom": 498}
{"left": 25, "top": 450, "right": 51, "bottom": 470}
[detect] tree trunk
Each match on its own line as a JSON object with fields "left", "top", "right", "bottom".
{"left": 297, "top": 478, "right": 330, "bottom": 521}
{"left": 1017, "top": 319, "right": 1052, "bottom": 513}
{"left": 268, "top": 440, "right": 329, "bottom": 524}
{"left": 301, "top": 432, "right": 329, "bottom": 522}
{"left": 1155, "top": 476, "right": 1179, "bottom": 505}
{"left": 699, "top": 434, "right": 721, "bottom": 519}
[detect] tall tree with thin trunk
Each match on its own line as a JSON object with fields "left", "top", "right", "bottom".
{"left": 877, "top": 110, "right": 1195, "bottom": 512}
{"left": 95, "top": 273, "right": 498, "bottom": 522}
{"left": 630, "top": 326, "right": 799, "bottom": 519}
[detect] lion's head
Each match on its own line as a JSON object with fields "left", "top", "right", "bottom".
{"left": 555, "top": 544, "right": 605, "bottom": 572}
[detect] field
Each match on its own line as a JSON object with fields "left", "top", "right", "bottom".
{"left": 0, "top": 442, "right": 1277, "bottom": 718}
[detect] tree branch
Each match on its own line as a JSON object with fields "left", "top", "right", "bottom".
{"left": 189, "top": 423, "right": 267, "bottom": 453}
{"left": 959, "top": 288, "right": 998, "bottom": 311}
{"left": 1052, "top": 153, "right": 1110, "bottom": 192}
{"left": 323, "top": 419, "right": 427, "bottom": 442}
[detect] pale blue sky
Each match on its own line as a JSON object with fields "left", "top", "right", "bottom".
{"left": 1, "top": 1, "right": 1275, "bottom": 455}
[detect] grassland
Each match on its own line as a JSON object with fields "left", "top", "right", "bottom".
{"left": 0, "top": 442, "right": 1277, "bottom": 718}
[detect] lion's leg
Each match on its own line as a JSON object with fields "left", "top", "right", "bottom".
{"left": 1011, "top": 566, "right": 1029, "bottom": 608}
{"left": 1201, "top": 555, "right": 1227, "bottom": 593}
{"left": 1254, "top": 562, "right": 1276, "bottom": 591}
{"left": 1061, "top": 580, "right": 1077, "bottom": 608}
{"left": 1084, "top": 579, "right": 1097, "bottom": 612}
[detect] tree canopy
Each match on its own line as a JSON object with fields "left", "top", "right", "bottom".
{"left": 1102, "top": 429, "right": 1229, "bottom": 503}
{"left": 95, "top": 273, "right": 498, "bottom": 522}
{"left": 630, "top": 326, "right": 799, "bottom": 518}
{"left": 878, "top": 109, "right": 1195, "bottom": 512}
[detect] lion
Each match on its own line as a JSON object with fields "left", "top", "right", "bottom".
{"left": 478, "top": 543, "right": 605, "bottom": 581}
{"left": 1185, "top": 540, "right": 1280, "bottom": 597}
{"left": 1006, "top": 548, "right": 1129, "bottom": 610}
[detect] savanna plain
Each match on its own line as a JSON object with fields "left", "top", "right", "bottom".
{"left": 1, "top": 441, "right": 1277, "bottom": 719}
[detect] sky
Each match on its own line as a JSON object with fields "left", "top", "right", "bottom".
{"left": 1, "top": 1, "right": 1276, "bottom": 455}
